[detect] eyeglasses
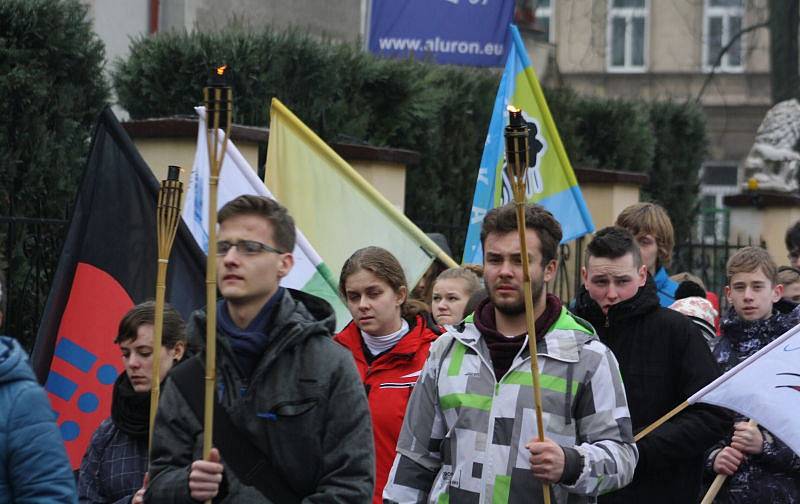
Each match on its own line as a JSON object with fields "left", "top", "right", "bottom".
{"left": 216, "top": 240, "right": 284, "bottom": 256}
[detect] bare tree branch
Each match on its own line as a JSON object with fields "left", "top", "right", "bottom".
{"left": 695, "top": 20, "right": 770, "bottom": 104}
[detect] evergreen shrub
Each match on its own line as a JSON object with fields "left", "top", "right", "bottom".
{"left": 0, "top": 0, "right": 108, "bottom": 347}
{"left": 114, "top": 28, "right": 705, "bottom": 260}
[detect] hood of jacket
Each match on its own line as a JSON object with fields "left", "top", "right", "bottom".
{"left": 574, "top": 274, "right": 661, "bottom": 327}
{"left": 0, "top": 335, "right": 35, "bottom": 387}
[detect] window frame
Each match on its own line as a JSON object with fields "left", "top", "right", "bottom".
{"left": 703, "top": 0, "right": 745, "bottom": 73}
{"left": 606, "top": 0, "right": 649, "bottom": 73}
{"left": 536, "top": 0, "right": 554, "bottom": 43}
{"left": 697, "top": 162, "right": 739, "bottom": 242}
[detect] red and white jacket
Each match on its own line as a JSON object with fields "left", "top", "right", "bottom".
{"left": 334, "top": 314, "right": 441, "bottom": 504}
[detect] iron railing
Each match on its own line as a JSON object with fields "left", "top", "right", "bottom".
{"left": 1, "top": 216, "right": 69, "bottom": 350}
{"left": 672, "top": 234, "right": 765, "bottom": 313}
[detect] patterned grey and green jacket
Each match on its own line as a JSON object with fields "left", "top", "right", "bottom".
{"left": 383, "top": 307, "right": 638, "bottom": 503}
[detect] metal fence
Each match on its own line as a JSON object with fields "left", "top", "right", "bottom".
{"left": 671, "top": 234, "right": 765, "bottom": 313}
{"left": 550, "top": 238, "right": 585, "bottom": 303}
{"left": 1, "top": 216, "right": 69, "bottom": 349}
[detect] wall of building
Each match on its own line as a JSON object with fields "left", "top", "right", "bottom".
{"left": 729, "top": 202, "right": 800, "bottom": 266}
{"left": 545, "top": 0, "right": 772, "bottom": 165}
{"left": 128, "top": 127, "right": 408, "bottom": 212}
{"left": 82, "top": 0, "right": 149, "bottom": 68}
{"left": 582, "top": 182, "right": 641, "bottom": 230}
{"left": 161, "top": 0, "right": 363, "bottom": 43}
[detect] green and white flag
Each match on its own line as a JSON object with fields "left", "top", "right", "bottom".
{"left": 184, "top": 106, "right": 350, "bottom": 330}
{"left": 265, "top": 98, "right": 457, "bottom": 291}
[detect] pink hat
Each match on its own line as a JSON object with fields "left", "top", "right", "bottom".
{"left": 669, "top": 297, "right": 718, "bottom": 328}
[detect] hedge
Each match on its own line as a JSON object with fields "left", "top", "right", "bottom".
{"left": 0, "top": 0, "right": 108, "bottom": 347}
{"left": 113, "top": 27, "right": 705, "bottom": 260}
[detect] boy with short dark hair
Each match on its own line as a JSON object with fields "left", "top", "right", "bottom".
{"left": 574, "top": 226, "right": 729, "bottom": 504}
{"left": 705, "top": 246, "right": 800, "bottom": 502}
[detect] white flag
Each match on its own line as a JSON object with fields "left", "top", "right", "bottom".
{"left": 688, "top": 323, "right": 800, "bottom": 454}
{"left": 183, "top": 106, "right": 351, "bottom": 330}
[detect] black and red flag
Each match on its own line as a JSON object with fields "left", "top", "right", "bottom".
{"left": 31, "top": 107, "right": 206, "bottom": 469}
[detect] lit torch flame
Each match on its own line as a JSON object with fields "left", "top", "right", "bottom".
{"left": 216, "top": 65, "right": 227, "bottom": 76}
{"left": 507, "top": 105, "right": 521, "bottom": 113}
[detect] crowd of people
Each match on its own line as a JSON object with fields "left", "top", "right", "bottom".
{"left": 1, "top": 194, "right": 799, "bottom": 503}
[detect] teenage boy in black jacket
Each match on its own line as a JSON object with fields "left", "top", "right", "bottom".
{"left": 572, "top": 226, "right": 730, "bottom": 503}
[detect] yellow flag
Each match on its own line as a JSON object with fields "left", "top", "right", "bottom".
{"left": 265, "top": 98, "right": 456, "bottom": 289}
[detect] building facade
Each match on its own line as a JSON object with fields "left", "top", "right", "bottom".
{"left": 520, "top": 0, "right": 772, "bottom": 241}
{"left": 83, "top": 0, "right": 774, "bottom": 243}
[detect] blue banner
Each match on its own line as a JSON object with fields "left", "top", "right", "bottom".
{"left": 367, "top": 0, "right": 515, "bottom": 67}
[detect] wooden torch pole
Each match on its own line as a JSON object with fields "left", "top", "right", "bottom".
{"left": 149, "top": 165, "right": 183, "bottom": 453}
{"left": 505, "top": 106, "right": 550, "bottom": 504}
{"left": 202, "top": 66, "right": 232, "bottom": 493}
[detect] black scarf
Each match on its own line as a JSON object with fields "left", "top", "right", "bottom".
{"left": 111, "top": 371, "right": 151, "bottom": 439}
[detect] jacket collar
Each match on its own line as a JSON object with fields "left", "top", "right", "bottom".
{"left": 190, "top": 288, "right": 336, "bottom": 372}
{"left": 721, "top": 304, "right": 800, "bottom": 353}
{"left": 575, "top": 274, "right": 660, "bottom": 326}
{"left": 336, "top": 315, "right": 437, "bottom": 364}
{"left": 455, "top": 307, "right": 593, "bottom": 364}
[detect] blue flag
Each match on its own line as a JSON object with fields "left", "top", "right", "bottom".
{"left": 463, "top": 25, "right": 594, "bottom": 264}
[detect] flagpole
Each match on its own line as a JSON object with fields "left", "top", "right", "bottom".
{"left": 202, "top": 66, "right": 232, "bottom": 501}
{"left": 634, "top": 400, "right": 689, "bottom": 442}
{"left": 699, "top": 419, "right": 758, "bottom": 504}
{"left": 149, "top": 165, "right": 184, "bottom": 453}
{"left": 505, "top": 106, "right": 550, "bottom": 504}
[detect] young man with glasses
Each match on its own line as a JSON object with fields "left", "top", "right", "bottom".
{"left": 147, "top": 195, "right": 374, "bottom": 503}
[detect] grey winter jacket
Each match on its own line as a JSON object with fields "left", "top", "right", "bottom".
{"left": 0, "top": 335, "right": 76, "bottom": 503}
{"left": 383, "top": 307, "right": 638, "bottom": 503}
{"left": 146, "top": 289, "right": 375, "bottom": 503}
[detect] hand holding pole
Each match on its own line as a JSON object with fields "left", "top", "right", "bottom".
{"left": 202, "top": 65, "right": 233, "bottom": 504}
{"left": 504, "top": 106, "right": 550, "bottom": 504}
{"left": 700, "top": 419, "right": 758, "bottom": 504}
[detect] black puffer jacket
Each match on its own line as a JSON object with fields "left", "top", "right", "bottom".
{"left": 573, "top": 277, "right": 731, "bottom": 503}
{"left": 147, "top": 289, "right": 375, "bottom": 503}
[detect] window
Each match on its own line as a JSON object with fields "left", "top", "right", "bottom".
{"left": 535, "top": 0, "right": 552, "bottom": 42}
{"left": 515, "top": 0, "right": 553, "bottom": 42}
{"left": 607, "top": 0, "right": 648, "bottom": 72}
{"left": 698, "top": 162, "right": 739, "bottom": 241}
{"left": 704, "top": 0, "right": 744, "bottom": 72}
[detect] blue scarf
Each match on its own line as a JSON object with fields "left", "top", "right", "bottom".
{"left": 218, "top": 288, "right": 285, "bottom": 379}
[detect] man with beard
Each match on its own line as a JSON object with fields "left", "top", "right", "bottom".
{"left": 383, "top": 203, "right": 637, "bottom": 503}
{"left": 573, "top": 226, "right": 730, "bottom": 503}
